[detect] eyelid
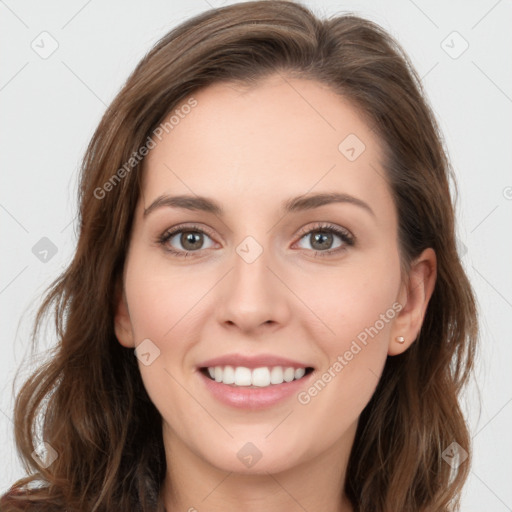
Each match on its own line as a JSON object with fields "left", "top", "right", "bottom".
{"left": 172, "top": 223, "right": 216, "bottom": 239}
{"left": 294, "top": 221, "right": 353, "bottom": 240}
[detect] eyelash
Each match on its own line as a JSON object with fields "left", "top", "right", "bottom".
{"left": 156, "top": 222, "right": 355, "bottom": 258}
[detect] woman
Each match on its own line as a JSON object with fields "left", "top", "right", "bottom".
{"left": 1, "top": 1, "right": 478, "bottom": 511}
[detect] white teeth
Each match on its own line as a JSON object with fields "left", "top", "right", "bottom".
{"left": 283, "top": 367, "right": 295, "bottom": 382}
{"left": 223, "top": 365, "right": 235, "bottom": 384}
{"left": 234, "top": 367, "right": 252, "bottom": 386}
{"left": 205, "top": 365, "right": 309, "bottom": 387}
{"left": 294, "top": 368, "right": 306, "bottom": 379}
{"left": 270, "top": 366, "right": 283, "bottom": 384}
{"left": 252, "top": 367, "right": 270, "bottom": 387}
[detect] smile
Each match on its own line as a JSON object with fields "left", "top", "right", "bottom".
{"left": 202, "top": 365, "right": 314, "bottom": 387}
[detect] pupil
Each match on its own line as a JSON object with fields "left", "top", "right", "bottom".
{"left": 182, "top": 232, "right": 202, "bottom": 250}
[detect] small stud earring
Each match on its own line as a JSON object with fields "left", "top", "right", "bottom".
{"left": 396, "top": 336, "right": 405, "bottom": 344}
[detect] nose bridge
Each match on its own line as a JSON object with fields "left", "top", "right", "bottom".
{"left": 215, "top": 231, "right": 290, "bottom": 330}
{"left": 231, "top": 233, "right": 276, "bottom": 304}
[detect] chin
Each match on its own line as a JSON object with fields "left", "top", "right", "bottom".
{"left": 198, "top": 436, "right": 308, "bottom": 475}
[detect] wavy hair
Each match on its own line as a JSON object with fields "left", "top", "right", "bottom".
{"left": 1, "top": 1, "right": 478, "bottom": 511}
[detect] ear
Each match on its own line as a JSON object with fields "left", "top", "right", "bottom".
{"left": 114, "top": 281, "right": 135, "bottom": 348}
{"left": 388, "top": 248, "right": 437, "bottom": 356}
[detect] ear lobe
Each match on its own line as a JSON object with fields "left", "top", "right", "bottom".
{"left": 114, "top": 283, "right": 135, "bottom": 348}
{"left": 388, "top": 248, "right": 437, "bottom": 356}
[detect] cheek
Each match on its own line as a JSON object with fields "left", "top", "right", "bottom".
{"left": 305, "top": 255, "right": 400, "bottom": 346}
{"left": 123, "top": 257, "right": 208, "bottom": 422}
{"left": 122, "top": 256, "right": 199, "bottom": 411}
{"left": 291, "top": 268, "right": 399, "bottom": 453}
{"left": 298, "top": 253, "right": 400, "bottom": 396}
{"left": 124, "top": 253, "right": 203, "bottom": 342}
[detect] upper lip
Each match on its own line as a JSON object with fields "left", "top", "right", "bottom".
{"left": 198, "top": 353, "right": 313, "bottom": 370}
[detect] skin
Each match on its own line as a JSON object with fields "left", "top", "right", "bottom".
{"left": 114, "top": 74, "right": 437, "bottom": 512}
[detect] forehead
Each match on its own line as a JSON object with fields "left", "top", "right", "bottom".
{"left": 140, "top": 75, "right": 392, "bottom": 219}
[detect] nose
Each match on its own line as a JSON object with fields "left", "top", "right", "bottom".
{"left": 215, "top": 238, "right": 292, "bottom": 335}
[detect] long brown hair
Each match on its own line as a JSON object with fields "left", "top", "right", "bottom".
{"left": 1, "top": 1, "right": 478, "bottom": 511}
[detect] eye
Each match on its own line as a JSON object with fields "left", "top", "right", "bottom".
{"left": 157, "top": 224, "right": 216, "bottom": 257}
{"left": 157, "top": 222, "right": 355, "bottom": 258}
{"left": 295, "top": 223, "right": 354, "bottom": 256}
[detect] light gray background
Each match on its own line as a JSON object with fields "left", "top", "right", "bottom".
{"left": 1, "top": 0, "right": 511, "bottom": 510}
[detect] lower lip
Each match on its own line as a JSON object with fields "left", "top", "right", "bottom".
{"left": 198, "top": 370, "right": 313, "bottom": 410}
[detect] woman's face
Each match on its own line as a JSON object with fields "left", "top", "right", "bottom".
{"left": 115, "top": 74, "right": 434, "bottom": 475}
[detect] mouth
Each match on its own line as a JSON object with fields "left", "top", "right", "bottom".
{"left": 200, "top": 365, "right": 315, "bottom": 388}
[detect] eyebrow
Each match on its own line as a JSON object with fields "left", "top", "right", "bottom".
{"left": 143, "top": 191, "right": 375, "bottom": 218}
